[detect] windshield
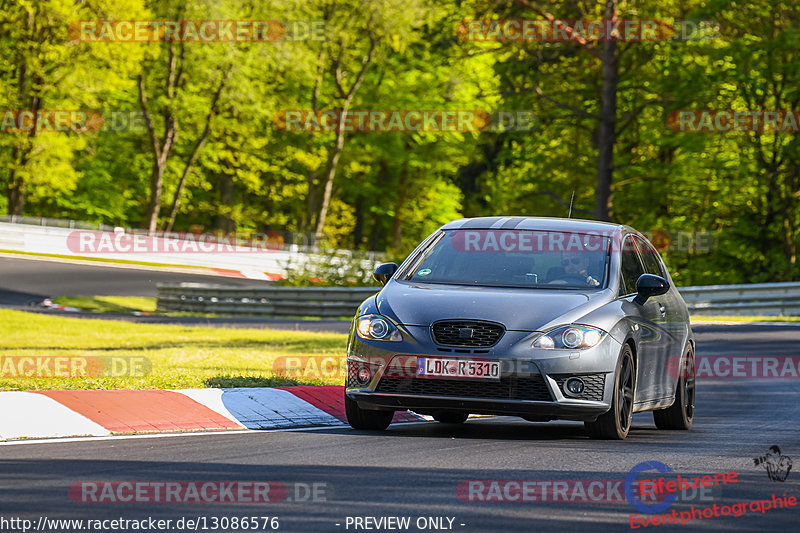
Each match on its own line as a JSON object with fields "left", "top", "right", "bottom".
{"left": 403, "top": 229, "right": 609, "bottom": 289}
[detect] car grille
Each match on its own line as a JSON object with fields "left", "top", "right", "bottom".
{"left": 551, "top": 373, "right": 606, "bottom": 401}
{"left": 431, "top": 320, "right": 505, "bottom": 348}
{"left": 375, "top": 375, "right": 552, "bottom": 402}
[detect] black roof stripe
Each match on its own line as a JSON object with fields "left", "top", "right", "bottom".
{"left": 461, "top": 217, "right": 505, "bottom": 228}
{"left": 500, "top": 216, "right": 527, "bottom": 229}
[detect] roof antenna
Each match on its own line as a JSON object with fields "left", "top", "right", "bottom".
{"left": 567, "top": 190, "right": 575, "bottom": 218}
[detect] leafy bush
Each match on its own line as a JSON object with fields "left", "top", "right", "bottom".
{"left": 278, "top": 249, "right": 385, "bottom": 287}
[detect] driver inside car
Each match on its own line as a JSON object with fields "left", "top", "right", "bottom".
{"left": 561, "top": 252, "right": 601, "bottom": 287}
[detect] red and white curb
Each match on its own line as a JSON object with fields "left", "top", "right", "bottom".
{"left": 210, "top": 268, "right": 285, "bottom": 281}
{"left": 0, "top": 386, "right": 422, "bottom": 441}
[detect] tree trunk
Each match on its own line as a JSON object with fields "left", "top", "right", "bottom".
{"left": 7, "top": 145, "right": 28, "bottom": 216}
{"left": 392, "top": 162, "right": 409, "bottom": 248}
{"left": 6, "top": 71, "right": 40, "bottom": 216}
{"left": 138, "top": 45, "right": 179, "bottom": 234}
{"left": 304, "top": 173, "right": 318, "bottom": 231}
{"left": 8, "top": 175, "right": 25, "bottom": 216}
{"left": 782, "top": 215, "right": 796, "bottom": 278}
{"left": 314, "top": 103, "right": 350, "bottom": 243}
{"left": 313, "top": 30, "right": 377, "bottom": 242}
{"left": 147, "top": 160, "right": 166, "bottom": 232}
{"left": 353, "top": 195, "right": 364, "bottom": 249}
{"left": 217, "top": 170, "right": 235, "bottom": 232}
{"left": 164, "top": 69, "right": 229, "bottom": 232}
{"left": 594, "top": 0, "right": 619, "bottom": 222}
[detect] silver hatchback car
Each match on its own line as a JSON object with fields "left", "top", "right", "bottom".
{"left": 345, "top": 217, "right": 695, "bottom": 439}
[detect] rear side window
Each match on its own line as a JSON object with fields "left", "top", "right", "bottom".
{"left": 620, "top": 236, "right": 645, "bottom": 295}
{"left": 636, "top": 236, "right": 666, "bottom": 277}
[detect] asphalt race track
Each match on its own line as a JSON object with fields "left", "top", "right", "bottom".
{"left": 0, "top": 256, "right": 271, "bottom": 304}
{"left": 2, "top": 324, "right": 799, "bottom": 532}
{"left": 0, "top": 256, "right": 351, "bottom": 332}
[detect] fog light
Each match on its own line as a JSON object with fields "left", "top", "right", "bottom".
{"left": 358, "top": 368, "right": 372, "bottom": 383}
{"left": 565, "top": 378, "right": 585, "bottom": 396}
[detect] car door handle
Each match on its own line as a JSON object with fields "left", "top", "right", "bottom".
{"left": 659, "top": 305, "right": 666, "bottom": 316}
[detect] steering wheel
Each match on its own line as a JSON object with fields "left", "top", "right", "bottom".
{"left": 548, "top": 273, "right": 590, "bottom": 285}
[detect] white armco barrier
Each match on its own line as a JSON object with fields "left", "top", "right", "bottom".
{"left": 0, "top": 220, "right": 381, "bottom": 280}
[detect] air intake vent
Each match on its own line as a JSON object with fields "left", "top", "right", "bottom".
{"left": 551, "top": 373, "right": 606, "bottom": 401}
{"left": 431, "top": 320, "right": 505, "bottom": 347}
{"left": 375, "top": 375, "right": 552, "bottom": 402}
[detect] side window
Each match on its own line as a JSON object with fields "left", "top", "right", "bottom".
{"left": 636, "top": 236, "right": 666, "bottom": 278}
{"left": 620, "top": 236, "right": 645, "bottom": 295}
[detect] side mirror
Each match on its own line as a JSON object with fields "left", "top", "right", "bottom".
{"left": 373, "top": 262, "right": 398, "bottom": 285}
{"left": 633, "top": 274, "right": 669, "bottom": 305}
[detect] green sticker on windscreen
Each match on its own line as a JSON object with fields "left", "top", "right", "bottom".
{"left": 418, "top": 268, "right": 431, "bottom": 276}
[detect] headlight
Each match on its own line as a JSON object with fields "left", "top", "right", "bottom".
{"left": 532, "top": 325, "right": 607, "bottom": 350}
{"left": 356, "top": 314, "right": 402, "bottom": 342}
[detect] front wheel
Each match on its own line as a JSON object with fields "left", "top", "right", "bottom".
{"left": 344, "top": 394, "right": 393, "bottom": 430}
{"left": 585, "top": 344, "right": 635, "bottom": 440}
{"left": 654, "top": 345, "right": 695, "bottom": 430}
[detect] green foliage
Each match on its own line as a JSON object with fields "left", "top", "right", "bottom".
{"left": 1, "top": 0, "right": 799, "bottom": 285}
{"left": 278, "top": 248, "right": 382, "bottom": 287}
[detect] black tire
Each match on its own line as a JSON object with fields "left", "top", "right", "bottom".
{"left": 344, "top": 394, "right": 393, "bottom": 430}
{"left": 654, "top": 345, "right": 695, "bottom": 430}
{"left": 433, "top": 412, "right": 469, "bottom": 424}
{"left": 585, "top": 344, "right": 635, "bottom": 440}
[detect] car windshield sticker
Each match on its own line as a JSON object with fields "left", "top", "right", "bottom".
{"left": 418, "top": 268, "right": 431, "bottom": 276}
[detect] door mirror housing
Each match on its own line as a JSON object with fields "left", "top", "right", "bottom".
{"left": 633, "top": 274, "right": 669, "bottom": 305}
{"left": 373, "top": 262, "right": 398, "bottom": 285}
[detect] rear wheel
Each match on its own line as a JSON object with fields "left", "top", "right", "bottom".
{"left": 344, "top": 394, "right": 393, "bottom": 430}
{"left": 585, "top": 344, "right": 635, "bottom": 440}
{"left": 654, "top": 345, "right": 695, "bottom": 430}
{"left": 433, "top": 412, "right": 469, "bottom": 424}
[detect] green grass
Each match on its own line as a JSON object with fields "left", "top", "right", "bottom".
{"left": 0, "top": 309, "right": 347, "bottom": 391}
{"left": 52, "top": 294, "right": 352, "bottom": 321}
{"left": 53, "top": 296, "right": 158, "bottom": 313}
{"left": 691, "top": 315, "right": 800, "bottom": 322}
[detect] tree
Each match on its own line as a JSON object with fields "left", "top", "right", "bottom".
{"left": 298, "top": 0, "right": 430, "bottom": 243}
{"left": 0, "top": 0, "right": 145, "bottom": 215}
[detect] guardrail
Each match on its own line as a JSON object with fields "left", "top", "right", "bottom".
{"left": 679, "top": 281, "right": 800, "bottom": 316}
{"left": 156, "top": 281, "right": 800, "bottom": 318}
{"left": 157, "top": 283, "right": 378, "bottom": 318}
{"left": 0, "top": 215, "right": 318, "bottom": 248}
{"left": 0, "top": 219, "right": 383, "bottom": 280}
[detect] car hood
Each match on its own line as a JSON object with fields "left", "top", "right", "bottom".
{"left": 376, "top": 281, "right": 603, "bottom": 331}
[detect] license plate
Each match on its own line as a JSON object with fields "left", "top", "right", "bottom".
{"left": 417, "top": 358, "right": 500, "bottom": 380}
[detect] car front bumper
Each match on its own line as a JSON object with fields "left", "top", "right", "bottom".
{"left": 345, "top": 330, "right": 623, "bottom": 422}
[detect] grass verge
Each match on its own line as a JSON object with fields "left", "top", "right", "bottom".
{"left": 52, "top": 296, "right": 157, "bottom": 313}
{"left": 0, "top": 309, "right": 347, "bottom": 390}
